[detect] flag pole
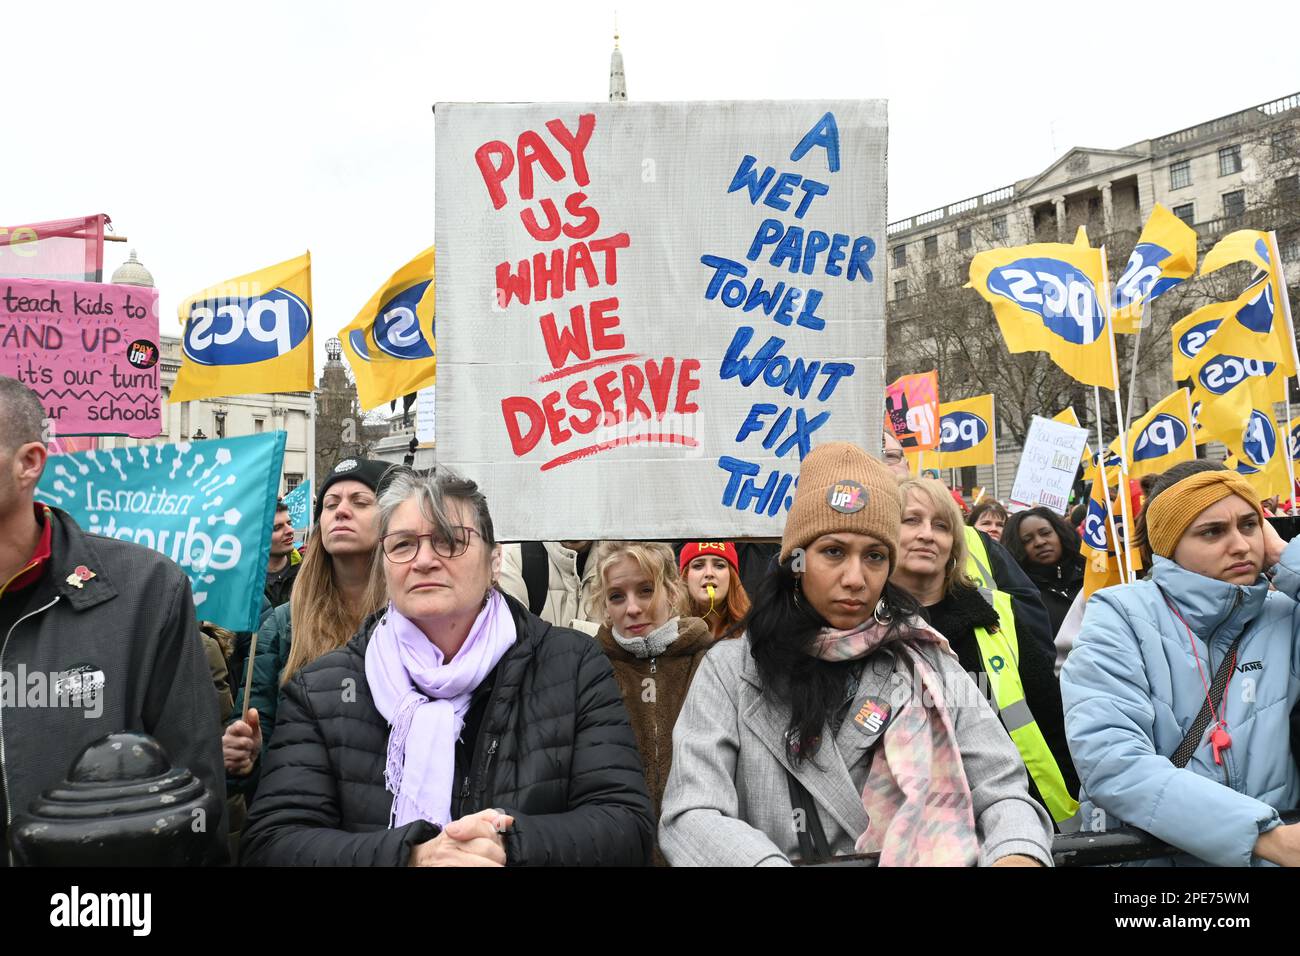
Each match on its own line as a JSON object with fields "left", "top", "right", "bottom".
{"left": 1266, "top": 231, "right": 1299, "bottom": 515}
{"left": 1099, "top": 244, "right": 1136, "bottom": 582}
{"left": 1092, "top": 386, "right": 1128, "bottom": 585}
{"left": 1124, "top": 317, "right": 1144, "bottom": 433}
{"left": 992, "top": 399, "right": 1000, "bottom": 501}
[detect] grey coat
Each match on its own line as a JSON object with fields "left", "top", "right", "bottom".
{"left": 658, "top": 634, "right": 1054, "bottom": 867}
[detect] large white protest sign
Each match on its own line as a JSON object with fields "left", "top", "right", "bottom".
{"left": 1009, "top": 415, "right": 1091, "bottom": 514}
{"left": 435, "top": 101, "right": 886, "bottom": 539}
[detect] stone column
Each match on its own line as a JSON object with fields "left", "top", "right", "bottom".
{"left": 1100, "top": 183, "right": 1114, "bottom": 235}
{"left": 1054, "top": 195, "right": 1067, "bottom": 242}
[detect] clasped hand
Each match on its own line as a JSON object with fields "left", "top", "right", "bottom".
{"left": 409, "top": 808, "right": 515, "bottom": 867}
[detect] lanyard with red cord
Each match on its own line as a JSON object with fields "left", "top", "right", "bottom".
{"left": 1161, "top": 591, "right": 1235, "bottom": 766}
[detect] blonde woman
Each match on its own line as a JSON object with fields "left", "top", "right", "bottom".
{"left": 590, "top": 542, "right": 717, "bottom": 828}
{"left": 223, "top": 459, "right": 389, "bottom": 782}
{"left": 890, "top": 478, "right": 1077, "bottom": 827}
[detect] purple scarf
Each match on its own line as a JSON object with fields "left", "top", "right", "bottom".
{"left": 365, "top": 590, "right": 517, "bottom": 828}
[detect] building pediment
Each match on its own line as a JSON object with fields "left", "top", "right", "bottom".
{"left": 1019, "top": 147, "right": 1147, "bottom": 197}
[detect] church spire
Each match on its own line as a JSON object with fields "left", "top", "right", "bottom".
{"left": 609, "top": 15, "right": 627, "bottom": 102}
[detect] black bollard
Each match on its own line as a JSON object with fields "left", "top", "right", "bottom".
{"left": 9, "top": 731, "right": 221, "bottom": 867}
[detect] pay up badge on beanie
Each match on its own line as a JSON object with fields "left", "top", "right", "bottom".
{"left": 851, "top": 697, "right": 891, "bottom": 744}
{"left": 827, "top": 480, "right": 868, "bottom": 514}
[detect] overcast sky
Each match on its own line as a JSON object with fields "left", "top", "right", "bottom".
{"left": 6, "top": 0, "right": 1298, "bottom": 371}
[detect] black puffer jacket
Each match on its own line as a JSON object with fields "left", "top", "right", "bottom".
{"left": 1020, "top": 553, "right": 1086, "bottom": 639}
{"left": 924, "top": 584, "right": 1079, "bottom": 820}
{"left": 240, "top": 592, "right": 654, "bottom": 866}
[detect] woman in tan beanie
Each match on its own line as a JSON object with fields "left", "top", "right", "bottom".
{"left": 659, "top": 441, "right": 1055, "bottom": 867}
{"left": 1061, "top": 460, "right": 1300, "bottom": 866}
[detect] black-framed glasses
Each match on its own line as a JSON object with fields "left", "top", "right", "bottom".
{"left": 381, "top": 527, "right": 480, "bottom": 563}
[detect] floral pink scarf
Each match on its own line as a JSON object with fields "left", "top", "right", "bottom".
{"left": 811, "top": 617, "right": 980, "bottom": 866}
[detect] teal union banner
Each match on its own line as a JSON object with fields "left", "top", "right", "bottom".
{"left": 36, "top": 432, "right": 287, "bottom": 631}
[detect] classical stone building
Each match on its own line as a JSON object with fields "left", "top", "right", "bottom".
{"left": 885, "top": 92, "right": 1300, "bottom": 497}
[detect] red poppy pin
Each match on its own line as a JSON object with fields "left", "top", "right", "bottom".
{"left": 66, "top": 565, "right": 96, "bottom": 589}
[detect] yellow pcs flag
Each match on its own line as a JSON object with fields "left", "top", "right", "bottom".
{"left": 1200, "top": 228, "right": 1273, "bottom": 277}
{"left": 172, "top": 253, "right": 313, "bottom": 403}
{"left": 1196, "top": 278, "right": 1296, "bottom": 378}
{"left": 1170, "top": 300, "right": 1235, "bottom": 381}
{"left": 1226, "top": 405, "right": 1291, "bottom": 500}
{"left": 1111, "top": 204, "right": 1198, "bottom": 335}
{"left": 1125, "top": 389, "right": 1195, "bottom": 479}
{"left": 1186, "top": 322, "right": 1286, "bottom": 444}
{"left": 1080, "top": 470, "right": 1122, "bottom": 598}
{"left": 936, "top": 394, "right": 995, "bottom": 469}
{"left": 968, "top": 242, "right": 1117, "bottom": 389}
{"left": 340, "top": 247, "right": 437, "bottom": 411}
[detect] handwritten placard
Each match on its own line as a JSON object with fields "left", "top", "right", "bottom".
{"left": 1, "top": 277, "right": 161, "bottom": 438}
{"left": 1009, "top": 415, "right": 1090, "bottom": 514}
{"left": 435, "top": 101, "right": 886, "bottom": 539}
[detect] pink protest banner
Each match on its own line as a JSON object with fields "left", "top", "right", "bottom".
{"left": 0, "top": 215, "right": 108, "bottom": 282}
{"left": 884, "top": 370, "right": 939, "bottom": 450}
{"left": 1, "top": 276, "right": 162, "bottom": 438}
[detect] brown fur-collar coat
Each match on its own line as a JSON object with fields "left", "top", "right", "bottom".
{"left": 595, "top": 616, "right": 720, "bottom": 832}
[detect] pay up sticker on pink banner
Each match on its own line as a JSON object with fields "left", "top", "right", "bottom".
{"left": 1, "top": 277, "right": 162, "bottom": 438}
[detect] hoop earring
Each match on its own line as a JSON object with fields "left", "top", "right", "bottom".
{"left": 873, "top": 598, "right": 892, "bottom": 626}
{"left": 947, "top": 556, "right": 957, "bottom": 572}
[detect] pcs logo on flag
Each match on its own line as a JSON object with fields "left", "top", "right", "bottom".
{"left": 183, "top": 290, "right": 311, "bottom": 366}
{"left": 1239, "top": 411, "right": 1279, "bottom": 471}
{"left": 1235, "top": 282, "right": 1274, "bottom": 334}
{"left": 349, "top": 279, "right": 435, "bottom": 362}
{"left": 1113, "top": 242, "right": 1181, "bottom": 313}
{"left": 1196, "top": 355, "right": 1276, "bottom": 394}
{"left": 1082, "top": 498, "right": 1109, "bottom": 551}
{"left": 939, "top": 411, "right": 988, "bottom": 452}
{"left": 985, "top": 258, "right": 1105, "bottom": 346}
{"left": 1176, "top": 319, "right": 1224, "bottom": 359}
{"left": 1132, "top": 414, "right": 1188, "bottom": 461}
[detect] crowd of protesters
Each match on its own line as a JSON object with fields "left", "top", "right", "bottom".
{"left": 2, "top": 372, "right": 1299, "bottom": 867}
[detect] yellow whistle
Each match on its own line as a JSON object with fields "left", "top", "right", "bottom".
{"left": 706, "top": 584, "right": 716, "bottom": 601}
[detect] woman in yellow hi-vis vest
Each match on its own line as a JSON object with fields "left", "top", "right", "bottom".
{"left": 891, "top": 478, "right": 1080, "bottom": 829}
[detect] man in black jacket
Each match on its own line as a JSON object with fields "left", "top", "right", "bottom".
{"left": 0, "top": 377, "right": 227, "bottom": 864}
{"left": 264, "top": 499, "right": 300, "bottom": 609}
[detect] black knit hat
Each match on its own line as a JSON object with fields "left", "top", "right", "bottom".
{"left": 313, "top": 458, "right": 393, "bottom": 522}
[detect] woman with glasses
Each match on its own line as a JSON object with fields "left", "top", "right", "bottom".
{"left": 241, "top": 469, "right": 654, "bottom": 866}
{"left": 881, "top": 430, "right": 910, "bottom": 479}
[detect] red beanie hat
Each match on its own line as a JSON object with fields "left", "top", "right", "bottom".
{"left": 678, "top": 541, "right": 740, "bottom": 575}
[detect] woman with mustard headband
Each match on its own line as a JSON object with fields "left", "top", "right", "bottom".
{"left": 1061, "top": 461, "right": 1300, "bottom": 866}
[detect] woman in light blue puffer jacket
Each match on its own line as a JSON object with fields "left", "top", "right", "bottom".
{"left": 1061, "top": 461, "right": 1300, "bottom": 866}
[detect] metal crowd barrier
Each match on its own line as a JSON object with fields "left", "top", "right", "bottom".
{"left": 809, "top": 810, "right": 1300, "bottom": 867}
{"left": 1051, "top": 809, "right": 1300, "bottom": 867}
